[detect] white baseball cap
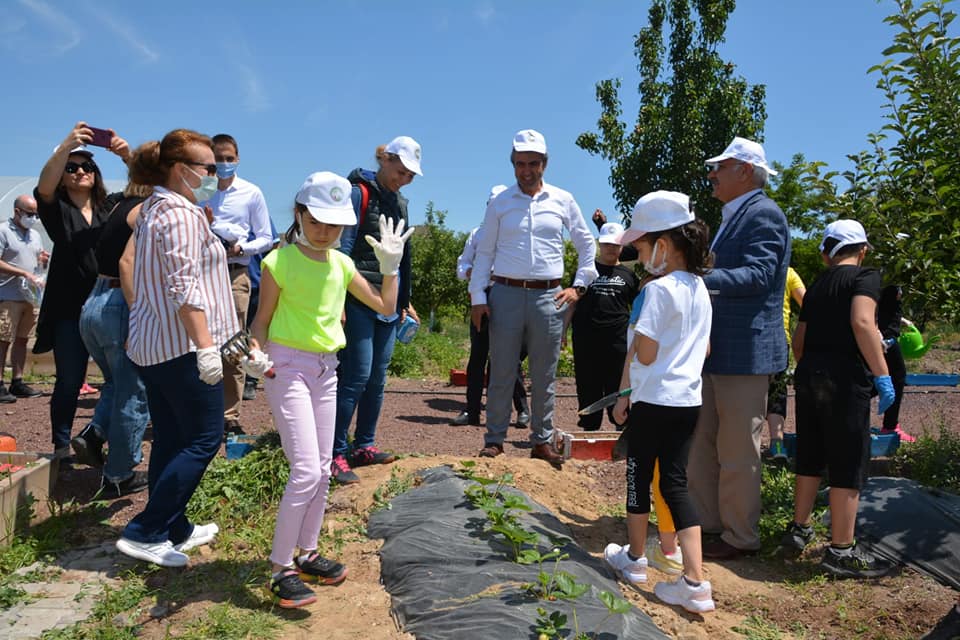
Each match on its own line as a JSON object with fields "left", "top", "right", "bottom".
{"left": 487, "top": 184, "right": 508, "bottom": 204}
{"left": 385, "top": 136, "right": 423, "bottom": 176}
{"left": 54, "top": 144, "right": 94, "bottom": 158}
{"left": 820, "top": 219, "right": 872, "bottom": 257}
{"left": 616, "top": 191, "right": 694, "bottom": 245}
{"left": 706, "top": 136, "right": 778, "bottom": 176}
{"left": 598, "top": 222, "right": 625, "bottom": 245}
{"left": 295, "top": 171, "right": 357, "bottom": 226}
{"left": 512, "top": 129, "right": 547, "bottom": 155}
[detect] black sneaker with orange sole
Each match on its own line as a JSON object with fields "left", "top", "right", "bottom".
{"left": 295, "top": 552, "right": 348, "bottom": 585}
{"left": 270, "top": 570, "right": 317, "bottom": 609}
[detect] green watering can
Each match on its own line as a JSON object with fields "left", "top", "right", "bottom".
{"left": 898, "top": 325, "right": 940, "bottom": 359}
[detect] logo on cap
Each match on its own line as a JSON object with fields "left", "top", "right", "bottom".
{"left": 330, "top": 186, "right": 344, "bottom": 202}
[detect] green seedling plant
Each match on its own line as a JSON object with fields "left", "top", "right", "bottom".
{"left": 535, "top": 590, "right": 632, "bottom": 639}
{"left": 490, "top": 520, "right": 540, "bottom": 561}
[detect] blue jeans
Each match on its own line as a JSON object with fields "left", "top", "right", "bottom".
{"left": 333, "top": 300, "right": 397, "bottom": 458}
{"left": 79, "top": 280, "right": 149, "bottom": 483}
{"left": 486, "top": 283, "right": 563, "bottom": 447}
{"left": 122, "top": 353, "right": 223, "bottom": 545}
{"left": 50, "top": 318, "right": 90, "bottom": 451}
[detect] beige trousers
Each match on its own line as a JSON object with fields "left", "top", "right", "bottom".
{"left": 687, "top": 373, "right": 769, "bottom": 550}
{"left": 223, "top": 266, "right": 250, "bottom": 423}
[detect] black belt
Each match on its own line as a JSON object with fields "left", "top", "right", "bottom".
{"left": 98, "top": 276, "right": 122, "bottom": 289}
{"left": 491, "top": 275, "right": 561, "bottom": 290}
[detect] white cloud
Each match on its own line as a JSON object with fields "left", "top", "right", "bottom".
{"left": 238, "top": 63, "right": 271, "bottom": 113}
{"left": 83, "top": 2, "right": 159, "bottom": 63}
{"left": 475, "top": 2, "right": 496, "bottom": 25}
{"left": 17, "top": 0, "right": 81, "bottom": 53}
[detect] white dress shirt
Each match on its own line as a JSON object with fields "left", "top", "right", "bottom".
{"left": 456, "top": 227, "right": 481, "bottom": 281}
{"left": 202, "top": 176, "right": 273, "bottom": 266}
{"left": 710, "top": 188, "right": 762, "bottom": 251}
{"left": 469, "top": 183, "right": 597, "bottom": 305}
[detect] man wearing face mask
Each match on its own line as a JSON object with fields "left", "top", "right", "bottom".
{"left": 0, "top": 195, "right": 47, "bottom": 403}
{"left": 201, "top": 133, "right": 273, "bottom": 435}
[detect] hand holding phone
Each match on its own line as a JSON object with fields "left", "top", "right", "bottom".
{"left": 87, "top": 126, "right": 114, "bottom": 148}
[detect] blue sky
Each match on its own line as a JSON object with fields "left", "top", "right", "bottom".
{"left": 0, "top": 1, "right": 910, "bottom": 234}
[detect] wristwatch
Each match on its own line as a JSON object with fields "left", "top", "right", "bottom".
{"left": 574, "top": 285, "right": 587, "bottom": 296}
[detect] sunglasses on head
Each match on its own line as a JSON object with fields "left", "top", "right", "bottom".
{"left": 182, "top": 161, "right": 217, "bottom": 176}
{"left": 64, "top": 161, "right": 97, "bottom": 174}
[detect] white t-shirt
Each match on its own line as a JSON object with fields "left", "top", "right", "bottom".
{"left": 629, "top": 271, "right": 712, "bottom": 407}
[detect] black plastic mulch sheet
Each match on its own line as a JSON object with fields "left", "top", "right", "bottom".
{"left": 854, "top": 476, "right": 960, "bottom": 590}
{"left": 367, "top": 466, "right": 669, "bottom": 640}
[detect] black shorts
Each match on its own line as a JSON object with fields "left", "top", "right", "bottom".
{"left": 793, "top": 353, "right": 872, "bottom": 490}
{"left": 766, "top": 369, "right": 789, "bottom": 418}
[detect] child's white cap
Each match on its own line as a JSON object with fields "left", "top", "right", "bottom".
{"left": 487, "top": 184, "right": 508, "bottom": 204}
{"left": 598, "top": 222, "right": 625, "bottom": 245}
{"left": 385, "top": 136, "right": 423, "bottom": 176}
{"left": 820, "top": 219, "right": 872, "bottom": 257}
{"left": 295, "top": 172, "right": 357, "bottom": 226}
{"left": 616, "top": 191, "right": 693, "bottom": 245}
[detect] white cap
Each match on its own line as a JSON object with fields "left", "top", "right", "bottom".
{"left": 487, "top": 184, "right": 508, "bottom": 204}
{"left": 598, "top": 222, "right": 624, "bottom": 245}
{"left": 295, "top": 171, "right": 357, "bottom": 226}
{"left": 616, "top": 191, "right": 694, "bottom": 245}
{"left": 820, "top": 219, "right": 872, "bottom": 258}
{"left": 706, "top": 136, "right": 778, "bottom": 176}
{"left": 385, "top": 136, "right": 423, "bottom": 176}
{"left": 512, "top": 129, "right": 547, "bottom": 155}
{"left": 54, "top": 144, "right": 94, "bottom": 158}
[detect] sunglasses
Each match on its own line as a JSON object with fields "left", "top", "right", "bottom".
{"left": 705, "top": 161, "right": 744, "bottom": 173}
{"left": 182, "top": 161, "right": 217, "bottom": 176}
{"left": 14, "top": 207, "right": 38, "bottom": 217}
{"left": 64, "top": 161, "right": 98, "bottom": 174}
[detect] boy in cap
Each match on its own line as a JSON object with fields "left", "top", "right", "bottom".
{"left": 782, "top": 219, "right": 895, "bottom": 578}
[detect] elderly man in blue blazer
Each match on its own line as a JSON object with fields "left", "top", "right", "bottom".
{"left": 688, "top": 137, "right": 791, "bottom": 559}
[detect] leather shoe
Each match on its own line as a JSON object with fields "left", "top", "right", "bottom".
{"left": 478, "top": 443, "right": 503, "bottom": 458}
{"left": 515, "top": 411, "right": 530, "bottom": 428}
{"left": 530, "top": 442, "right": 564, "bottom": 468}
{"left": 702, "top": 538, "right": 757, "bottom": 560}
{"left": 451, "top": 411, "right": 480, "bottom": 426}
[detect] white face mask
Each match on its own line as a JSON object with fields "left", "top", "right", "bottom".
{"left": 643, "top": 241, "right": 668, "bottom": 275}
{"left": 181, "top": 165, "right": 218, "bottom": 203}
{"left": 295, "top": 213, "right": 341, "bottom": 250}
{"left": 17, "top": 215, "right": 38, "bottom": 230}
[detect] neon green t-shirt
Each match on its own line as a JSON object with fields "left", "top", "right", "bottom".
{"left": 782, "top": 266, "right": 805, "bottom": 343}
{"left": 262, "top": 244, "right": 357, "bottom": 353}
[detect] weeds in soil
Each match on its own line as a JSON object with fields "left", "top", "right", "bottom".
{"left": 892, "top": 423, "right": 960, "bottom": 493}
{"left": 732, "top": 614, "right": 784, "bottom": 639}
{"left": 372, "top": 467, "right": 415, "bottom": 512}
{"left": 758, "top": 463, "right": 828, "bottom": 551}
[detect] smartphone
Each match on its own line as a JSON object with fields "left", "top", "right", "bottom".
{"left": 87, "top": 127, "right": 113, "bottom": 148}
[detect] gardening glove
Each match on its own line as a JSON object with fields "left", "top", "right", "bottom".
{"left": 196, "top": 346, "right": 223, "bottom": 385}
{"left": 240, "top": 348, "right": 273, "bottom": 378}
{"left": 874, "top": 375, "right": 895, "bottom": 415}
{"left": 366, "top": 217, "right": 414, "bottom": 275}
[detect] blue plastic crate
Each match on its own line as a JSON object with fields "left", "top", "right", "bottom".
{"left": 782, "top": 430, "right": 900, "bottom": 459}
{"left": 225, "top": 435, "right": 257, "bottom": 460}
{"left": 905, "top": 373, "right": 959, "bottom": 387}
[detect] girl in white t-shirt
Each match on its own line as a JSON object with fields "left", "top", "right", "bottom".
{"left": 245, "top": 172, "right": 412, "bottom": 608}
{"left": 603, "top": 191, "right": 715, "bottom": 613}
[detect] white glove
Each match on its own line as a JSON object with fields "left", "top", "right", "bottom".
{"left": 240, "top": 348, "right": 273, "bottom": 378}
{"left": 365, "top": 217, "right": 414, "bottom": 275}
{"left": 196, "top": 346, "right": 223, "bottom": 385}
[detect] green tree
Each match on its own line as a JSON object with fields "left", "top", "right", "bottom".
{"left": 831, "top": 0, "right": 960, "bottom": 325}
{"left": 576, "top": 0, "right": 766, "bottom": 232}
{"left": 409, "top": 202, "right": 468, "bottom": 329}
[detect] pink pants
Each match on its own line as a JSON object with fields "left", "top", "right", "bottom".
{"left": 264, "top": 342, "right": 338, "bottom": 567}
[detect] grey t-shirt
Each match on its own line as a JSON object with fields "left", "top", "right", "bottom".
{"left": 0, "top": 218, "right": 43, "bottom": 302}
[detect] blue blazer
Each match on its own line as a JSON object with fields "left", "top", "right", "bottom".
{"left": 702, "top": 191, "right": 791, "bottom": 375}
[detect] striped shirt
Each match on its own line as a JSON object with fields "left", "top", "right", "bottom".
{"left": 127, "top": 186, "right": 239, "bottom": 366}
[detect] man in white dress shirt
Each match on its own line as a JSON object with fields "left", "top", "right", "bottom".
{"left": 469, "top": 130, "right": 597, "bottom": 467}
{"left": 202, "top": 133, "right": 273, "bottom": 434}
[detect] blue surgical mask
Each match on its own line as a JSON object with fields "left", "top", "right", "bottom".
{"left": 182, "top": 166, "right": 218, "bottom": 203}
{"left": 216, "top": 162, "right": 238, "bottom": 179}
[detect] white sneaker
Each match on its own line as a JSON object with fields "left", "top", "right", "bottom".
{"left": 116, "top": 538, "right": 189, "bottom": 567}
{"left": 654, "top": 575, "right": 715, "bottom": 613}
{"left": 649, "top": 541, "right": 683, "bottom": 575}
{"left": 604, "top": 543, "right": 647, "bottom": 585}
{"left": 174, "top": 523, "right": 220, "bottom": 552}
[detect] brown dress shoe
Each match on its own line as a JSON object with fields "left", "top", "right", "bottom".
{"left": 478, "top": 443, "right": 503, "bottom": 458}
{"left": 530, "top": 442, "right": 564, "bottom": 468}
{"left": 702, "top": 538, "right": 758, "bottom": 560}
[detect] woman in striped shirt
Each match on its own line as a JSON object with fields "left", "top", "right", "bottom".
{"left": 115, "top": 129, "right": 239, "bottom": 568}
